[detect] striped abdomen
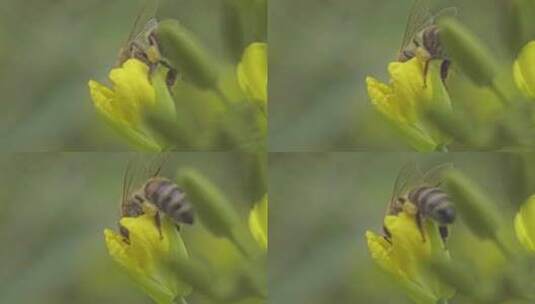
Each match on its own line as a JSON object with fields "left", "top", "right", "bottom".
{"left": 408, "top": 186, "right": 456, "bottom": 225}
{"left": 144, "top": 177, "right": 194, "bottom": 224}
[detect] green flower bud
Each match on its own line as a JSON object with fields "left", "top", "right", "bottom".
{"left": 157, "top": 20, "right": 219, "bottom": 90}
{"left": 444, "top": 170, "right": 501, "bottom": 241}
{"left": 177, "top": 169, "right": 257, "bottom": 256}
{"left": 150, "top": 65, "right": 177, "bottom": 123}
{"left": 141, "top": 65, "right": 185, "bottom": 149}
{"left": 439, "top": 18, "right": 499, "bottom": 87}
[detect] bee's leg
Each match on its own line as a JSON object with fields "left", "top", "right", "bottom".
{"left": 148, "top": 32, "right": 158, "bottom": 46}
{"left": 119, "top": 224, "right": 131, "bottom": 244}
{"left": 166, "top": 69, "right": 178, "bottom": 88}
{"left": 440, "top": 60, "right": 451, "bottom": 84}
{"left": 382, "top": 225, "right": 392, "bottom": 243}
{"left": 158, "top": 59, "right": 175, "bottom": 71}
{"left": 423, "top": 59, "right": 431, "bottom": 88}
{"left": 415, "top": 211, "right": 426, "bottom": 242}
{"left": 439, "top": 225, "right": 449, "bottom": 244}
{"left": 154, "top": 211, "right": 163, "bottom": 240}
{"left": 153, "top": 58, "right": 178, "bottom": 88}
{"left": 130, "top": 41, "right": 149, "bottom": 63}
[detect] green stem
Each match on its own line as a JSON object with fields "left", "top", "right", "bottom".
{"left": 436, "top": 299, "right": 449, "bottom": 304}
{"left": 174, "top": 298, "right": 188, "bottom": 304}
{"left": 492, "top": 234, "right": 512, "bottom": 258}
{"left": 490, "top": 81, "right": 510, "bottom": 106}
{"left": 214, "top": 85, "right": 231, "bottom": 108}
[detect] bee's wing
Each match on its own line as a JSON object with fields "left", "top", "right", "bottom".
{"left": 388, "top": 161, "right": 422, "bottom": 213}
{"left": 120, "top": 153, "right": 165, "bottom": 215}
{"left": 122, "top": 0, "right": 160, "bottom": 47}
{"left": 121, "top": 156, "right": 143, "bottom": 215}
{"left": 132, "top": 18, "right": 159, "bottom": 48}
{"left": 421, "top": 163, "right": 454, "bottom": 187}
{"left": 144, "top": 152, "right": 171, "bottom": 177}
{"left": 399, "top": 0, "right": 433, "bottom": 53}
{"left": 431, "top": 7, "right": 459, "bottom": 23}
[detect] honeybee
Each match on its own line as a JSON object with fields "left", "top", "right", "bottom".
{"left": 397, "top": 0, "right": 458, "bottom": 84}
{"left": 119, "top": 155, "right": 194, "bottom": 240}
{"left": 384, "top": 163, "right": 456, "bottom": 243}
{"left": 116, "top": 0, "right": 177, "bottom": 87}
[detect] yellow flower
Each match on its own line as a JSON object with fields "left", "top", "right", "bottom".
{"left": 514, "top": 194, "right": 535, "bottom": 252}
{"left": 365, "top": 209, "right": 455, "bottom": 304}
{"left": 104, "top": 214, "right": 192, "bottom": 304}
{"left": 513, "top": 41, "right": 535, "bottom": 99}
{"left": 366, "top": 56, "right": 452, "bottom": 151}
{"left": 237, "top": 42, "right": 267, "bottom": 106}
{"left": 88, "top": 59, "right": 172, "bottom": 151}
{"left": 248, "top": 195, "right": 268, "bottom": 250}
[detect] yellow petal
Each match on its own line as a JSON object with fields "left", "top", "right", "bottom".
{"left": 109, "top": 59, "right": 156, "bottom": 124}
{"left": 249, "top": 195, "right": 268, "bottom": 249}
{"left": 365, "top": 231, "right": 395, "bottom": 273}
{"left": 366, "top": 56, "right": 451, "bottom": 151}
{"left": 384, "top": 212, "right": 430, "bottom": 280}
{"left": 89, "top": 80, "right": 128, "bottom": 127}
{"left": 104, "top": 214, "right": 191, "bottom": 304}
{"left": 104, "top": 228, "right": 131, "bottom": 269}
{"left": 237, "top": 42, "right": 267, "bottom": 105}
{"left": 388, "top": 60, "right": 422, "bottom": 121}
{"left": 513, "top": 41, "right": 535, "bottom": 98}
{"left": 366, "top": 210, "right": 454, "bottom": 303}
{"left": 365, "top": 230, "right": 440, "bottom": 304}
{"left": 89, "top": 59, "right": 164, "bottom": 150}
{"left": 366, "top": 76, "right": 406, "bottom": 123}
{"left": 514, "top": 195, "right": 535, "bottom": 252}
{"left": 388, "top": 57, "right": 448, "bottom": 121}
{"left": 105, "top": 228, "right": 175, "bottom": 304}
{"left": 88, "top": 59, "right": 155, "bottom": 128}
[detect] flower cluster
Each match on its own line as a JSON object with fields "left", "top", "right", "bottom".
{"left": 89, "top": 59, "right": 167, "bottom": 151}
{"left": 366, "top": 57, "right": 451, "bottom": 151}
{"left": 366, "top": 10, "right": 535, "bottom": 150}
{"left": 366, "top": 209, "right": 454, "bottom": 304}
{"left": 104, "top": 213, "right": 191, "bottom": 304}
{"left": 366, "top": 166, "right": 535, "bottom": 304}
{"left": 104, "top": 169, "right": 267, "bottom": 304}
{"left": 89, "top": 8, "right": 266, "bottom": 151}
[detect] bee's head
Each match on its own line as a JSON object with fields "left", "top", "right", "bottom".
{"left": 432, "top": 206, "right": 456, "bottom": 225}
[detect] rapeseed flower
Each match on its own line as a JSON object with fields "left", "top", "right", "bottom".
{"left": 365, "top": 209, "right": 455, "bottom": 304}
{"left": 366, "top": 56, "right": 452, "bottom": 151}
{"left": 104, "top": 213, "right": 191, "bottom": 304}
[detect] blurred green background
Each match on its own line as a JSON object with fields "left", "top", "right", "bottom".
{"left": 269, "top": 0, "right": 514, "bottom": 151}
{"left": 269, "top": 152, "right": 529, "bottom": 304}
{"left": 0, "top": 0, "right": 243, "bottom": 151}
{"left": 0, "top": 152, "right": 264, "bottom": 303}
